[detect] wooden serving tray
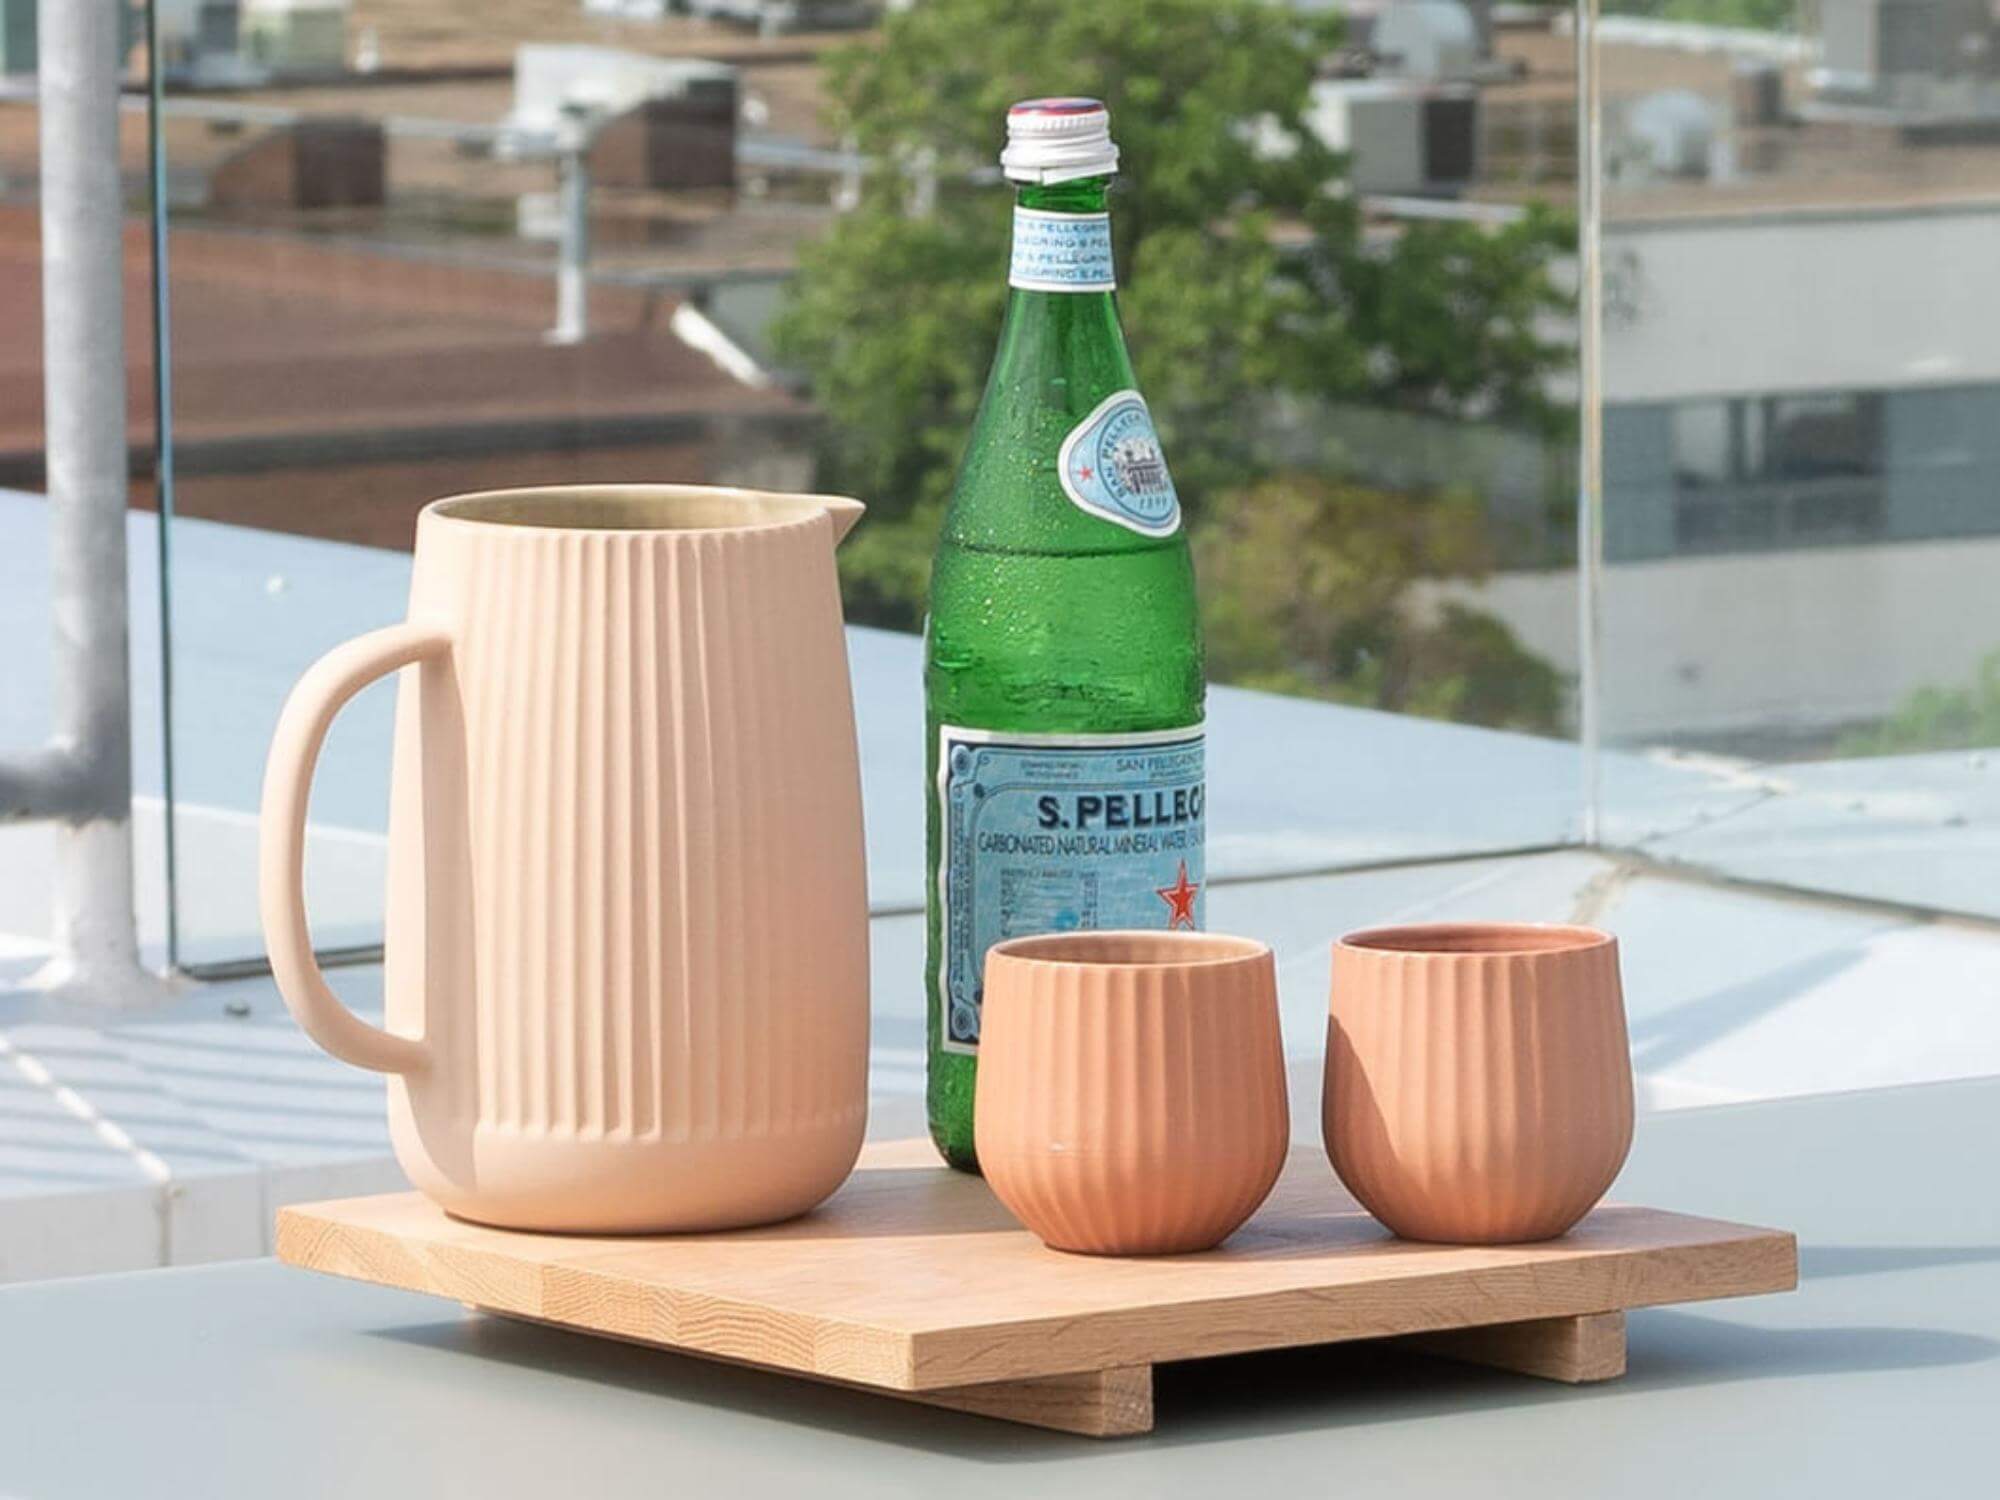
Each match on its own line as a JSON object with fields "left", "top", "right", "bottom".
{"left": 277, "top": 1139, "right": 1797, "bottom": 1438}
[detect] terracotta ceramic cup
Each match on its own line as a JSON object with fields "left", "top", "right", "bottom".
{"left": 975, "top": 931, "right": 1289, "bottom": 1256}
{"left": 1323, "top": 923, "right": 1634, "bottom": 1244}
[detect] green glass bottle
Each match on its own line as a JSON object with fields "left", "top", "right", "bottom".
{"left": 924, "top": 99, "right": 1207, "bottom": 1173}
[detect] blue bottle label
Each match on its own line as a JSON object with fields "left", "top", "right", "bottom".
{"left": 1009, "top": 208, "right": 1116, "bottom": 292}
{"left": 1058, "top": 390, "right": 1182, "bottom": 536}
{"left": 936, "top": 724, "right": 1206, "bottom": 1055}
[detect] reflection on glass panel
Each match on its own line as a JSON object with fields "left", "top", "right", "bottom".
{"left": 1594, "top": 0, "right": 2000, "bottom": 915}
{"left": 158, "top": 4, "right": 832, "bottom": 965}
{"left": 154, "top": 1, "right": 1583, "bottom": 966}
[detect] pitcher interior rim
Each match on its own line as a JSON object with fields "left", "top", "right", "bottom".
{"left": 425, "top": 484, "right": 853, "bottom": 534}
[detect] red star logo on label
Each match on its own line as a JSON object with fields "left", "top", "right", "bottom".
{"left": 1156, "top": 860, "right": 1199, "bottom": 930}
{"left": 1078, "top": 465, "right": 1093, "bottom": 481}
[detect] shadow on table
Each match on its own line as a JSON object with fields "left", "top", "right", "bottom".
{"left": 1801, "top": 1244, "right": 2000, "bottom": 1279}
{"left": 372, "top": 1312, "right": 1571, "bottom": 1460}
{"left": 370, "top": 1294, "right": 2000, "bottom": 1462}
{"left": 1629, "top": 946, "right": 1867, "bottom": 1075}
{"left": 1620, "top": 1308, "right": 1999, "bottom": 1387}
{"left": 1149, "top": 1308, "right": 1999, "bottom": 1445}
{"left": 372, "top": 1314, "right": 1080, "bottom": 1461}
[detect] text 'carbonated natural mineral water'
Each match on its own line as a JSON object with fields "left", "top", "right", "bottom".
{"left": 924, "top": 98, "right": 1206, "bottom": 1172}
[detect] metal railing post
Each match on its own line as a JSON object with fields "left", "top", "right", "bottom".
{"left": 0, "top": 0, "right": 163, "bottom": 1003}
{"left": 1574, "top": 0, "right": 1605, "bottom": 847}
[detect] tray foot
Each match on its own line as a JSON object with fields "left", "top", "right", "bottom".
{"left": 910, "top": 1365, "right": 1154, "bottom": 1438}
{"left": 1400, "top": 1311, "right": 1627, "bottom": 1383}
{"left": 466, "top": 1304, "right": 1154, "bottom": 1438}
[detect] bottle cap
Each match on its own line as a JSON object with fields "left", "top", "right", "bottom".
{"left": 1001, "top": 97, "right": 1120, "bottom": 185}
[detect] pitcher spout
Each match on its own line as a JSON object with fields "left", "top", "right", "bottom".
{"left": 820, "top": 495, "right": 865, "bottom": 546}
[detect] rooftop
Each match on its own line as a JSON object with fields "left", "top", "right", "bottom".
{"left": 1485, "top": 24, "right": 2000, "bottom": 222}
{"left": 0, "top": 205, "right": 807, "bottom": 548}
{"left": 339, "top": 0, "right": 859, "bottom": 73}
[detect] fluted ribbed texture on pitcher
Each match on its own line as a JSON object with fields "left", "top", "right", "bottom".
{"left": 380, "top": 491, "right": 869, "bottom": 1232}
{"left": 1323, "top": 928, "right": 1633, "bottom": 1244}
{"left": 976, "top": 933, "right": 1288, "bottom": 1256}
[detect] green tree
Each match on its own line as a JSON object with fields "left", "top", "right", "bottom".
{"left": 1839, "top": 651, "right": 2000, "bottom": 756}
{"left": 1195, "top": 474, "right": 1563, "bottom": 732}
{"left": 774, "top": 0, "right": 1574, "bottom": 724}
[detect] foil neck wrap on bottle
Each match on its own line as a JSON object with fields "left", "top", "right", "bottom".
{"left": 1002, "top": 97, "right": 1120, "bottom": 185}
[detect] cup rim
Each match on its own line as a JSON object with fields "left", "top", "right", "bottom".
{"left": 1336, "top": 922, "right": 1614, "bottom": 957}
{"left": 987, "top": 929, "right": 1270, "bottom": 971}
{"left": 421, "top": 483, "right": 857, "bottom": 537}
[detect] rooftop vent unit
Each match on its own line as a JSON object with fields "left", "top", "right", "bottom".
{"left": 241, "top": 0, "right": 348, "bottom": 77}
{"left": 683, "top": 0, "right": 879, "bottom": 36}
{"left": 1816, "top": 0, "right": 2000, "bottom": 114}
{"left": 509, "top": 45, "right": 737, "bottom": 136}
{"left": 582, "top": 0, "right": 675, "bottom": 17}
{"left": 154, "top": 0, "right": 258, "bottom": 84}
{"left": 1307, "top": 78, "right": 1479, "bottom": 197}
{"left": 1734, "top": 62, "right": 1786, "bottom": 128}
{"left": 1616, "top": 89, "right": 1719, "bottom": 181}
{"left": 508, "top": 45, "right": 738, "bottom": 189}
{"left": 1373, "top": 0, "right": 1481, "bottom": 81}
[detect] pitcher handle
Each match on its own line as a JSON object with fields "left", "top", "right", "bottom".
{"left": 259, "top": 622, "right": 448, "bottom": 1076}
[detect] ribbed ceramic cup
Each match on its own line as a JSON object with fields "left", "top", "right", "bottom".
{"left": 975, "top": 931, "right": 1289, "bottom": 1256}
{"left": 1323, "top": 923, "right": 1633, "bottom": 1244}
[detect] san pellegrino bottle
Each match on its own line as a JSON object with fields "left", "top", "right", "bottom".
{"left": 924, "top": 99, "right": 1206, "bottom": 1172}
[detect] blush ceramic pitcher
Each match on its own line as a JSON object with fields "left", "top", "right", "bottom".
{"left": 259, "top": 485, "right": 870, "bottom": 1233}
